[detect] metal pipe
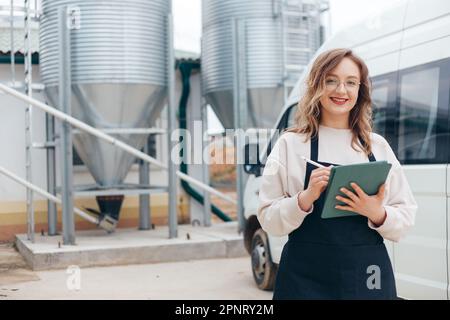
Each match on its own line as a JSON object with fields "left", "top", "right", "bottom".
{"left": 72, "top": 128, "right": 166, "bottom": 135}
{"left": 24, "top": 0, "right": 34, "bottom": 243}
{"left": 139, "top": 141, "right": 151, "bottom": 230}
{"left": 10, "top": 0, "right": 15, "bottom": 84}
{"left": 0, "top": 84, "right": 237, "bottom": 206}
{"left": 232, "top": 18, "right": 248, "bottom": 233}
{"left": 280, "top": 0, "right": 288, "bottom": 103}
{"left": 167, "top": 11, "right": 177, "bottom": 238}
{"left": 59, "top": 7, "right": 75, "bottom": 245}
{"left": 201, "top": 100, "right": 211, "bottom": 227}
{"left": 0, "top": 166, "right": 98, "bottom": 225}
{"left": 46, "top": 113, "right": 57, "bottom": 235}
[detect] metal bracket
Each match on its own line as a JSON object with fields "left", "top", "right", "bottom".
{"left": 272, "top": 0, "right": 281, "bottom": 18}
{"left": 98, "top": 215, "right": 118, "bottom": 233}
{"left": 32, "top": 142, "right": 56, "bottom": 149}
{"left": 67, "top": 5, "right": 80, "bottom": 30}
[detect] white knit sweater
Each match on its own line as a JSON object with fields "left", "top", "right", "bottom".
{"left": 257, "top": 125, "right": 417, "bottom": 242}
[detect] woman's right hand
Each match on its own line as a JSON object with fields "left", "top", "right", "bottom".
{"left": 307, "top": 167, "right": 332, "bottom": 200}
{"left": 297, "top": 166, "right": 332, "bottom": 212}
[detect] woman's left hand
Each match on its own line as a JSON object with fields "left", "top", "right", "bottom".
{"left": 335, "top": 182, "right": 387, "bottom": 226}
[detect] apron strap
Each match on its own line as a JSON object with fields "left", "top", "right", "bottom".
{"left": 310, "top": 133, "right": 319, "bottom": 162}
{"left": 359, "top": 135, "right": 377, "bottom": 162}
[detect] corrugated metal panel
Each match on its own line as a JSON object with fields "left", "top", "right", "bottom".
{"left": 0, "top": 27, "right": 39, "bottom": 53}
{"left": 202, "top": 0, "right": 283, "bottom": 93}
{"left": 40, "top": 0, "right": 170, "bottom": 86}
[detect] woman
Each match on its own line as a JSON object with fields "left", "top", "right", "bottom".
{"left": 257, "top": 48, "right": 417, "bottom": 299}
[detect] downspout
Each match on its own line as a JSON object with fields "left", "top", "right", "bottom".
{"left": 177, "top": 61, "right": 232, "bottom": 222}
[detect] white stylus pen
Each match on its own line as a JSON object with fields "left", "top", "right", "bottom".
{"left": 301, "top": 156, "right": 326, "bottom": 168}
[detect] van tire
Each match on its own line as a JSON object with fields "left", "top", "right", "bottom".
{"left": 251, "top": 229, "right": 277, "bottom": 290}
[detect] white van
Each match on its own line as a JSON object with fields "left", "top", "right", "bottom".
{"left": 242, "top": 0, "right": 450, "bottom": 300}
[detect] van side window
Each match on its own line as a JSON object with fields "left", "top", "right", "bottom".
{"left": 261, "top": 106, "right": 295, "bottom": 164}
{"left": 287, "top": 105, "right": 297, "bottom": 129}
{"left": 370, "top": 73, "right": 398, "bottom": 150}
{"left": 371, "top": 79, "right": 389, "bottom": 138}
{"left": 397, "top": 63, "right": 448, "bottom": 164}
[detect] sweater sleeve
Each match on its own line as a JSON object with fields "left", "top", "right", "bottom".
{"left": 368, "top": 142, "right": 417, "bottom": 242}
{"left": 257, "top": 137, "right": 313, "bottom": 237}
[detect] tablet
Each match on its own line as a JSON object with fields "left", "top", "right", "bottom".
{"left": 321, "top": 161, "right": 392, "bottom": 219}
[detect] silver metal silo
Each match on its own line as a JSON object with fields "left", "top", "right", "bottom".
{"left": 202, "top": 0, "right": 324, "bottom": 129}
{"left": 40, "top": 0, "right": 169, "bottom": 187}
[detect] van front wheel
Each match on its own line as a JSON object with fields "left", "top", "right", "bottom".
{"left": 251, "top": 229, "right": 277, "bottom": 290}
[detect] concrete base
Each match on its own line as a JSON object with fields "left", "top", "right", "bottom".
{"left": 15, "top": 222, "right": 248, "bottom": 271}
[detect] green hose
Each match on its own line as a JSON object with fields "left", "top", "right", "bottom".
{"left": 0, "top": 54, "right": 39, "bottom": 64}
{"left": 177, "top": 61, "right": 232, "bottom": 222}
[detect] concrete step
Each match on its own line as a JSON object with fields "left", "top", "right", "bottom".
{"left": 15, "top": 222, "right": 249, "bottom": 271}
{"left": 0, "top": 244, "right": 28, "bottom": 270}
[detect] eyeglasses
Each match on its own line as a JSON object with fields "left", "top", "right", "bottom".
{"left": 325, "top": 77, "right": 361, "bottom": 91}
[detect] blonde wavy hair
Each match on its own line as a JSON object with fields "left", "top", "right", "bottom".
{"left": 286, "top": 48, "right": 373, "bottom": 156}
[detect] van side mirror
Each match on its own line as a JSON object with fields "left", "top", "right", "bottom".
{"left": 243, "top": 142, "right": 262, "bottom": 175}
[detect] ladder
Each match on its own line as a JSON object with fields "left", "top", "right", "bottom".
{"left": 280, "top": 0, "right": 325, "bottom": 100}
{"left": 1, "top": 1, "right": 45, "bottom": 241}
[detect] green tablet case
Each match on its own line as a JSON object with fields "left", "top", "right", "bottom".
{"left": 321, "top": 161, "right": 392, "bottom": 219}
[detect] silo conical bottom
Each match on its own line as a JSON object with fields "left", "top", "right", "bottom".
{"left": 96, "top": 195, "right": 124, "bottom": 221}
{"left": 45, "top": 83, "right": 167, "bottom": 187}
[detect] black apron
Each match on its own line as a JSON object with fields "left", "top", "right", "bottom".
{"left": 273, "top": 134, "right": 397, "bottom": 300}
